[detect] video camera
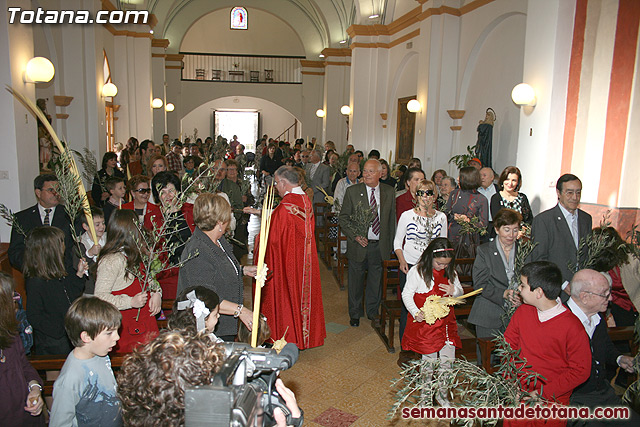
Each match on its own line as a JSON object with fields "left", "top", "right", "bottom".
{"left": 184, "top": 342, "right": 303, "bottom": 427}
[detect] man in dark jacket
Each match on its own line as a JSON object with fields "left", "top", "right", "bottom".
{"left": 567, "top": 269, "right": 637, "bottom": 426}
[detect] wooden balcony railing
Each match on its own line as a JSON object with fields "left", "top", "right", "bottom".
{"left": 181, "top": 52, "right": 304, "bottom": 84}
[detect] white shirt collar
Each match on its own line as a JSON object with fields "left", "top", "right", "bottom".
{"left": 285, "top": 186, "right": 305, "bottom": 196}
{"left": 37, "top": 203, "right": 56, "bottom": 221}
{"left": 558, "top": 202, "right": 576, "bottom": 220}
{"left": 567, "top": 297, "right": 600, "bottom": 338}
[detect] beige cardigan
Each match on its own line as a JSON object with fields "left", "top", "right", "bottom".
{"left": 94, "top": 252, "right": 160, "bottom": 310}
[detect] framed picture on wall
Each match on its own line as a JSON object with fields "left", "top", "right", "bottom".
{"left": 395, "top": 96, "right": 416, "bottom": 164}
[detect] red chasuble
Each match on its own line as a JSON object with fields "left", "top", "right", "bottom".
{"left": 257, "top": 192, "right": 326, "bottom": 349}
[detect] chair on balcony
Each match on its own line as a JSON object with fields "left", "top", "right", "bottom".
{"left": 195, "top": 69, "right": 206, "bottom": 80}
{"left": 264, "top": 69, "right": 274, "bottom": 82}
{"left": 211, "top": 69, "right": 222, "bottom": 81}
{"left": 250, "top": 71, "right": 260, "bottom": 82}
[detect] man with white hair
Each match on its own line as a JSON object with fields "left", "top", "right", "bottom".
{"left": 257, "top": 166, "right": 326, "bottom": 349}
{"left": 567, "top": 269, "right": 637, "bottom": 426}
{"left": 339, "top": 159, "right": 396, "bottom": 327}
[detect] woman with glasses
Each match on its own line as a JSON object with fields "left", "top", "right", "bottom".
{"left": 144, "top": 172, "right": 196, "bottom": 300}
{"left": 393, "top": 179, "right": 447, "bottom": 342}
{"left": 469, "top": 208, "right": 523, "bottom": 350}
{"left": 122, "top": 174, "right": 160, "bottom": 223}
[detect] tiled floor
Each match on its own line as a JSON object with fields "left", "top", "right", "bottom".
{"left": 242, "top": 253, "right": 447, "bottom": 427}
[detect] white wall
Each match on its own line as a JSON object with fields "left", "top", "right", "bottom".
{"left": 179, "top": 80, "right": 303, "bottom": 134}
{"left": 181, "top": 96, "right": 297, "bottom": 144}
{"left": 458, "top": 12, "right": 527, "bottom": 174}
{"left": 180, "top": 8, "right": 305, "bottom": 56}
{"left": 0, "top": 0, "right": 37, "bottom": 242}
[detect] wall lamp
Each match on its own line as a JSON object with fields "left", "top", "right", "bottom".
{"left": 165, "top": 103, "right": 175, "bottom": 112}
{"left": 511, "top": 83, "right": 536, "bottom": 107}
{"left": 151, "top": 98, "right": 163, "bottom": 109}
{"left": 407, "top": 99, "right": 421, "bottom": 113}
{"left": 24, "top": 57, "right": 55, "bottom": 83}
{"left": 316, "top": 109, "right": 326, "bottom": 118}
{"left": 102, "top": 82, "right": 118, "bottom": 97}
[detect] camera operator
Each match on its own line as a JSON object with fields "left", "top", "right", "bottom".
{"left": 117, "top": 329, "right": 301, "bottom": 427}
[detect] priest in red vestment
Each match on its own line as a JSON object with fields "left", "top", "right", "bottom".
{"left": 257, "top": 166, "right": 326, "bottom": 349}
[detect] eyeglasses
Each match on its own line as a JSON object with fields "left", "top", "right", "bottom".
{"left": 134, "top": 188, "right": 151, "bottom": 194}
{"left": 416, "top": 190, "right": 434, "bottom": 197}
{"left": 583, "top": 290, "right": 611, "bottom": 299}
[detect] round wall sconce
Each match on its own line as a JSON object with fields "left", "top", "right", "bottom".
{"left": 151, "top": 98, "right": 163, "bottom": 109}
{"left": 316, "top": 109, "right": 326, "bottom": 118}
{"left": 407, "top": 99, "right": 421, "bottom": 113}
{"left": 102, "top": 82, "right": 118, "bottom": 97}
{"left": 511, "top": 83, "right": 536, "bottom": 106}
{"left": 24, "top": 57, "right": 55, "bottom": 83}
{"left": 340, "top": 105, "right": 351, "bottom": 116}
{"left": 165, "top": 103, "right": 175, "bottom": 112}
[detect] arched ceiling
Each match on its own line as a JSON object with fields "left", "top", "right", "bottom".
{"left": 132, "top": 0, "right": 393, "bottom": 57}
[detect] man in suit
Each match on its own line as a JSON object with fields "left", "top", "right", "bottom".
{"left": 339, "top": 159, "right": 396, "bottom": 327}
{"left": 566, "top": 269, "right": 637, "bottom": 426}
{"left": 305, "top": 149, "right": 331, "bottom": 204}
{"left": 9, "top": 174, "right": 73, "bottom": 270}
{"left": 531, "top": 174, "right": 592, "bottom": 285}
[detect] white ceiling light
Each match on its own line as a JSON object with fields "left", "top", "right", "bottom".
{"left": 340, "top": 105, "right": 351, "bottom": 115}
{"left": 165, "top": 103, "right": 175, "bottom": 112}
{"left": 316, "top": 109, "right": 326, "bottom": 118}
{"left": 151, "top": 98, "right": 163, "bottom": 108}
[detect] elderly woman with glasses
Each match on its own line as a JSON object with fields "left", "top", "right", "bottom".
{"left": 469, "top": 208, "right": 523, "bottom": 343}
{"left": 393, "top": 179, "right": 447, "bottom": 342}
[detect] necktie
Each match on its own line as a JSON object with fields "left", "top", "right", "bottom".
{"left": 571, "top": 214, "right": 579, "bottom": 248}
{"left": 43, "top": 208, "right": 51, "bottom": 226}
{"left": 370, "top": 188, "right": 380, "bottom": 236}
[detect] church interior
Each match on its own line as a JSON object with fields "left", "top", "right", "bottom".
{"left": 1, "top": 0, "right": 639, "bottom": 425}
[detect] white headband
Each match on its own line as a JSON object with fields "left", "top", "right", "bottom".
{"left": 176, "top": 290, "right": 210, "bottom": 332}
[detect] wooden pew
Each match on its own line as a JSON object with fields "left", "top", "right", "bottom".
{"left": 29, "top": 353, "right": 128, "bottom": 396}
{"left": 30, "top": 298, "right": 176, "bottom": 396}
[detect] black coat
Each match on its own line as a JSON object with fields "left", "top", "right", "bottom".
{"left": 8, "top": 204, "right": 74, "bottom": 271}
{"left": 26, "top": 269, "right": 85, "bottom": 355}
{"left": 570, "top": 311, "right": 620, "bottom": 395}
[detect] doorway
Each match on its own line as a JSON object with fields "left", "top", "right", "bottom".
{"left": 213, "top": 110, "right": 260, "bottom": 152}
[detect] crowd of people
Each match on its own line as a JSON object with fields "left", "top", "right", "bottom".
{"left": 1, "top": 133, "right": 639, "bottom": 426}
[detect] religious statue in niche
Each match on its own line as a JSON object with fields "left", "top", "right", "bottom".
{"left": 36, "top": 98, "right": 54, "bottom": 171}
{"left": 475, "top": 108, "right": 496, "bottom": 169}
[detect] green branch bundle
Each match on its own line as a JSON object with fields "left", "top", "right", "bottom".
{"left": 347, "top": 201, "right": 374, "bottom": 238}
{"left": 391, "top": 334, "right": 546, "bottom": 426}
